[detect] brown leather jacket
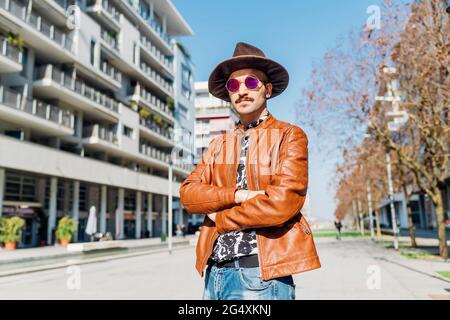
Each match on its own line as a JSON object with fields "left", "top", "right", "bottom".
{"left": 180, "top": 114, "right": 321, "bottom": 281}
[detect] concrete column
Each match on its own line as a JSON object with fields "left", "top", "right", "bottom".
{"left": 162, "top": 195, "right": 167, "bottom": 235}
{"left": 117, "top": 188, "right": 124, "bottom": 239}
{"left": 162, "top": 15, "right": 167, "bottom": 34}
{"left": 71, "top": 180, "right": 80, "bottom": 242}
{"left": 100, "top": 185, "right": 107, "bottom": 234}
{"left": 135, "top": 191, "right": 142, "bottom": 239}
{"left": 0, "top": 168, "right": 5, "bottom": 217}
{"left": 47, "top": 177, "right": 58, "bottom": 245}
{"left": 75, "top": 111, "right": 83, "bottom": 139}
{"left": 149, "top": 0, "right": 154, "bottom": 19}
{"left": 147, "top": 193, "right": 153, "bottom": 237}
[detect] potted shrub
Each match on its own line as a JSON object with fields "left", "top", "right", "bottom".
{"left": 129, "top": 100, "right": 138, "bottom": 111}
{"left": 55, "top": 216, "right": 77, "bottom": 247}
{"left": 166, "top": 96, "right": 175, "bottom": 111}
{"left": 6, "top": 32, "right": 24, "bottom": 52}
{"left": 139, "top": 108, "right": 150, "bottom": 120}
{"left": 0, "top": 216, "right": 25, "bottom": 250}
{"left": 154, "top": 114, "right": 163, "bottom": 126}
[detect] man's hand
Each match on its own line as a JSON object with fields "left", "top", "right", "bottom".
{"left": 234, "top": 190, "right": 265, "bottom": 204}
{"left": 208, "top": 190, "right": 265, "bottom": 222}
{"left": 207, "top": 212, "right": 217, "bottom": 222}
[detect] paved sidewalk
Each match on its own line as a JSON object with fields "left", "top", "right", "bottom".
{"left": 0, "top": 235, "right": 197, "bottom": 263}
{"left": 0, "top": 236, "right": 448, "bottom": 299}
{"left": 0, "top": 235, "right": 198, "bottom": 276}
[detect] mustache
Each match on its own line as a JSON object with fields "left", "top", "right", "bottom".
{"left": 235, "top": 97, "right": 254, "bottom": 104}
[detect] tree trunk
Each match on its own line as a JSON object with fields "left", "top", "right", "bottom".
{"left": 403, "top": 184, "right": 417, "bottom": 248}
{"left": 375, "top": 209, "right": 382, "bottom": 238}
{"left": 431, "top": 188, "right": 448, "bottom": 259}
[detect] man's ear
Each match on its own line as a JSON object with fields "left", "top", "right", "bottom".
{"left": 265, "top": 83, "right": 273, "bottom": 98}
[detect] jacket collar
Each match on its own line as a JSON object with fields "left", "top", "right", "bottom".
{"left": 235, "top": 111, "right": 272, "bottom": 132}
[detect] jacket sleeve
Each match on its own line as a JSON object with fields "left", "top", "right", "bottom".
{"left": 179, "top": 135, "right": 237, "bottom": 214}
{"left": 214, "top": 126, "right": 308, "bottom": 234}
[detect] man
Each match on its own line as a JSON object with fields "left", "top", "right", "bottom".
{"left": 335, "top": 219, "right": 342, "bottom": 240}
{"left": 180, "top": 42, "right": 321, "bottom": 300}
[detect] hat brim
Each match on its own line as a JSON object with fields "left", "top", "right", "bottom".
{"left": 208, "top": 55, "right": 289, "bottom": 102}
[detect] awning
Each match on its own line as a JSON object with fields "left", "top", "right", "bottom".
{"left": 3, "top": 200, "right": 42, "bottom": 208}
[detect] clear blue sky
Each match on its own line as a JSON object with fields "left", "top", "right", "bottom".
{"left": 173, "top": 0, "right": 386, "bottom": 221}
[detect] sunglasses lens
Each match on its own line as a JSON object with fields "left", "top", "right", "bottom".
{"left": 245, "top": 76, "right": 260, "bottom": 89}
{"left": 226, "top": 79, "right": 240, "bottom": 92}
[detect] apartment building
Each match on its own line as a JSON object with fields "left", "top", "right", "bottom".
{"left": 194, "top": 81, "right": 238, "bottom": 160}
{"left": 0, "top": 0, "right": 195, "bottom": 247}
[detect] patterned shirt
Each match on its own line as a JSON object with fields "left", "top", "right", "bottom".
{"left": 210, "top": 112, "right": 270, "bottom": 262}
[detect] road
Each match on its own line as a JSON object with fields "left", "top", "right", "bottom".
{"left": 0, "top": 237, "right": 449, "bottom": 299}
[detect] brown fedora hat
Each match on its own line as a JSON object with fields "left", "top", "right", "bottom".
{"left": 208, "top": 42, "right": 289, "bottom": 102}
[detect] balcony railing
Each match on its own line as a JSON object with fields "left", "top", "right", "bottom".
{"left": 139, "top": 117, "right": 173, "bottom": 141}
{"left": 83, "top": 124, "right": 118, "bottom": 144}
{"left": 101, "top": 29, "right": 119, "bottom": 51}
{"left": 139, "top": 61, "right": 173, "bottom": 94}
{"left": 139, "top": 143, "right": 170, "bottom": 163}
{"left": 131, "top": 84, "right": 174, "bottom": 119}
{"left": 100, "top": 60, "right": 122, "bottom": 83}
{"left": 35, "top": 64, "right": 120, "bottom": 114}
{"left": 126, "top": 0, "right": 172, "bottom": 47}
{"left": 101, "top": 0, "right": 120, "bottom": 23}
{"left": 140, "top": 35, "right": 172, "bottom": 71}
{"left": 0, "top": 36, "right": 22, "bottom": 63}
{"left": 0, "top": 0, "right": 74, "bottom": 53}
{"left": 87, "top": 0, "right": 120, "bottom": 23}
{"left": 0, "top": 86, "right": 74, "bottom": 129}
{"left": 174, "top": 160, "right": 194, "bottom": 172}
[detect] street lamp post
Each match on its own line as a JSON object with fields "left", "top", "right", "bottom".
{"left": 385, "top": 146, "right": 399, "bottom": 250}
{"left": 375, "top": 66, "right": 408, "bottom": 250}
{"left": 168, "top": 155, "right": 173, "bottom": 255}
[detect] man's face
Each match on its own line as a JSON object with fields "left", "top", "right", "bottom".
{"left": 227, "top": 68, "right": 273, "bottom": 115}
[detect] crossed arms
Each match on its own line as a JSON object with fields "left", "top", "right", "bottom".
{"left": 179, "top": 126, "right": 308, "bottom": 235}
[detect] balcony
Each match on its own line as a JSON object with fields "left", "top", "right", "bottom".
{"left": 100, "top": 60, "right": 122, "bottom": 85}
{"left": 174, "top": 160, "right": 194, "bottom": 173}
{"left": 139, "top": 143, "right": 170, "bottom": 164}
{"left": 140, "top": 35, "right": 173, "bottom": 76}
{"left": 100, "top": 28, "right": 119, "bottom": 53}
{"left": 139, "top": 60, "right": 173, "bottom": 96}
{"left": 0, "top": 0, "right": 75, "bottom": 55}
{"left": 0, "top": 36, "right": 22, "bottom": 72}
{"left": 83, "top": 124, "right": 119, "bottom": 145}
{"left": 128, "top": 84, "right": 174, "bottom": 123}
{"left": 122, "top": 0, "right": 172, "bottom": 54}
{"left": 139, "top": 117, "right": 174, "bottom": 147}
{"left": 0, "top": 86, "right": 74, "bottom": 136}
{"left": 0, "top": 134, "right": 182, "bottom": 196}
{"left": 87, "top": 0, "right": 121, "bottom": 32}
{"left": 33, "top": 64, "right": 120, "bottom": 122}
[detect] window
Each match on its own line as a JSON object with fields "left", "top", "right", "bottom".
{"left": 90, "top": 39, "right": 96, "bottom": 65}
{"left": 182, "top": 86, "right": 191, "bottom": 100}
{"left": 123, "top": 125, "right": 133, "bottom": 138}
{"left": 181, "top": 64, "right": 192, "bottom": 88}
{"left": 133, "top": 42, "right": 137, "bottom": 64}
{"left": 4, "top": 172, "right": 36, "bottom": 202}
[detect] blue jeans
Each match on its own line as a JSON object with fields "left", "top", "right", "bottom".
{"left": 202, "top": 262, "right": 296, "bottom": 300}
